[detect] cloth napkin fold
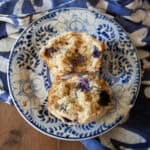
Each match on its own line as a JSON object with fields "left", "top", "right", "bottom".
{"left": 0, "top": 0, "right": 150, "bottom": 149}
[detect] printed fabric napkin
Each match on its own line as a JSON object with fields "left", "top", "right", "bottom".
{"left": 0, "top": 0, "right": 149, "bottom": 149}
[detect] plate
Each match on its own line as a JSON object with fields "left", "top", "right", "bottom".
{"left": 8, "top": 8, "right": 141, "bottom": 140}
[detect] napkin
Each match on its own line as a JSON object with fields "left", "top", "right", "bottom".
{"left": 0, "top": 0, "right": 149, "bottom": 149}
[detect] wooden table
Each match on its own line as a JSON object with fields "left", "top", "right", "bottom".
{"left": 0, "top": 102, "right": 85, "bottom": 150}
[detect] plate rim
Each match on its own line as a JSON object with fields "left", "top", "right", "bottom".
{"left": 7, "top": 7, "right": 141, "bottom": 140}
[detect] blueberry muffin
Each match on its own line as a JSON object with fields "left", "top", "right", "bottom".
{"left": 39, "top": 32, "right": 105, "bottom": 77}
{"left": 48, "top": 74, "right": 112, "bottom": 124}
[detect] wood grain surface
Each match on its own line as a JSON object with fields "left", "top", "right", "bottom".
{"left": 0, "top": 102, "right": 85, "bottom": 150}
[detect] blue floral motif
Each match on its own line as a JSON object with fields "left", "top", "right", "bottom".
{"left": 100, "top": 47, "right": 134, "bottom": 86}
{"left": 97, "top": 24, "right": 115, "bottom": 42}
{"left": 34, "top": 25, "right": 58, "bottom": 51}
{"left": 8, "top": 8, "right": 141, "bottom": 140}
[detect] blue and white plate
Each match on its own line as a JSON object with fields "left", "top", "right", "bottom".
{"left": 8, "top": 8, "right": 141, "bottom": 140}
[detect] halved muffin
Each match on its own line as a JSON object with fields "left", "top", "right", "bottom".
{"left": 39, "top": 32, "right": 105, "bottom": 77}
{"left": 48, "top": 74, "right": 112, "bottom": 124}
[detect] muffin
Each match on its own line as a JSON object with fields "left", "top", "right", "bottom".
{"left": 39, "top": 32, "right": 105, "bottom": 77}
{"left": 48, "top": 74, "right": 112, "bottom": 124}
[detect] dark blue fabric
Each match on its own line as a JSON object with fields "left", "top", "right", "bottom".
{"left": 55, "top": 0, "right": 87, "bottom": 8}
{"left": 0, "top": 22, "right": 7, "bottom": 39}
{"left": 0, "top": 51, "right": 10, "bottom": 59}
{"left": 52, "top": 0, "right": 73, "bottom": 7}
{"left": 107, "top": 0, "right": 132, "bottom": 16}
{"left": 118, "top": 0, "right": 133, "bottom": 6}
{"left": 34, "top": 0, "right": 43, "bottom": 7}
{"left": 0, "top": 91, "right": 10, "bottom": 102}
{"left": 0, "top": 71, "right": 8, "bottom": 91}
{"left": 87, "top": 0, "right": 99, "bottom": 6}
{"left": 22, "top": 0, "right": 35, "bottom": 14}
{"left": 0, "top": 0, "right": 18, "bottom": 14}
{"left": 143, "top": 29, "right": 150, "bottom": 45}
{"left": 115, "top": 17, "right": 145, "bottom": 33}
{"left": 81, "top": 139, "right": 104, "bottom": 150}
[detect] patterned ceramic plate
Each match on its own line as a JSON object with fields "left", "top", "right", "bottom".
{"left": 8, "top": 8, "right": 141, "bottom": 140}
